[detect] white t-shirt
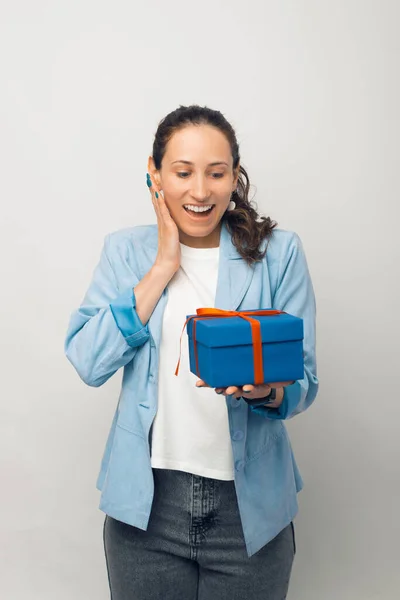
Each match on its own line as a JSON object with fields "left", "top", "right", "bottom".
{"left": 150, "top": 242, "right": 235, "bottom": 480}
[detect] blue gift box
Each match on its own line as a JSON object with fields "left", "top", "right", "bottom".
{"left": 186, "top": 309, "right": 304, "bottom": 388}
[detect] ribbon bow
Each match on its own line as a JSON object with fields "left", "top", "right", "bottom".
{"left": 175, "top": 308, "right": 283, "bottom": 385}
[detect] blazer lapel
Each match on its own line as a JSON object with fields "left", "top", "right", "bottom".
{"left": 215, "top": 222, "right": 255, "bottom": 310}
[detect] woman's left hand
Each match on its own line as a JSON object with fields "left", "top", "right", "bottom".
{"left": 195, "top": 380, "right": 295, "bottom": 408}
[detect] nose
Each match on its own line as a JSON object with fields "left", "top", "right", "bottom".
{"left": 189, "top": 175, "right": 209, "bottom": 202}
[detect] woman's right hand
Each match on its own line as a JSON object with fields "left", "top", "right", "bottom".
{"left": 148, "top": 174, "right": 181, "bottom": 275}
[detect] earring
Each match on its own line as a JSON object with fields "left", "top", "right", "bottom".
{"left": 227, "top": 200, "right": 236, "bottom": 211}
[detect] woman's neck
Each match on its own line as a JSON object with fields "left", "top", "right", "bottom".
{"left": 178, "top": 223, "right": 221, "bottom": 248}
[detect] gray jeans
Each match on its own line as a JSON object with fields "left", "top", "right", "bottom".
{"left": 103, "top": 468, "right": 296, "bottom": 599}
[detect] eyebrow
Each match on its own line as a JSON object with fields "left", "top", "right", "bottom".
{"left": 171, "top": 160, "right": 229, "bottom": 167}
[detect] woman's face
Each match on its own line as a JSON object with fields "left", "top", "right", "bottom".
{"left": 149, "top": 125, "right": 239, "bottom": 247}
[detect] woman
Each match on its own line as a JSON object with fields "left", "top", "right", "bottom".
{"left": 65, "top": 105, "right": 318, "bottom": 599}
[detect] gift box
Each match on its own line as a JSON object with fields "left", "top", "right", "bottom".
{"left": 180, "top": 308, "right": 304, "bottom": 389}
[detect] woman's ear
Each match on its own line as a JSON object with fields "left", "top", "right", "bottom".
{"left": 147, "top": 156, "right": 162, "bottom": 188}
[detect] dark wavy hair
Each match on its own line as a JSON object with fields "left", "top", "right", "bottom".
{"left": 152, "top": 105, "right": 277, "bottom": 264}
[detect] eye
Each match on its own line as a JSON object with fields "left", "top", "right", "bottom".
{"left": 211, "top": 173, "right": 224, "bottom": 179}
{"left": 177, "top": 172, "right": 190, "bottom": 178}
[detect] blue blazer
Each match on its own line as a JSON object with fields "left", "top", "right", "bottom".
{"left": 65, "top": 221, "right": 318, "bottom": 557}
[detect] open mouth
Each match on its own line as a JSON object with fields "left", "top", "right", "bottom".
{"left": 183, "top": 204, "right": 215, "bottom": 218}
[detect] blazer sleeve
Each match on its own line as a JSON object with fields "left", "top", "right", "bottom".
{"left": 251, "top": 232, "right": 319, "bottom": 420}
{"left": 64, "top": 234, "right": 150, "bottom": 387}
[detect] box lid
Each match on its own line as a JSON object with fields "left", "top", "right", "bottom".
{"left": 187, "top": 310, "right": 304, "bottom": 347}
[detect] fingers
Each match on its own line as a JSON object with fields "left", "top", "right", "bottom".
{"left": 147, "top": 173, "right": 163, "bottom": 215}
{"left": 225, "top": 385, "right": 240, "bottom": 396}
{"left": 196, "top": 379, "right": 210, "bottom": 388}
{"left": 197, "top": 380, "right": 288, "bottom": 401}
{"left": 242, "top": 384, "right": 255, "bottom": 393}
{"left": 196, "top": 382, "right": 240, "bottom": 398}
{"left": 147, "top": 173, "right": 174, "bottom": 227}
{"left": 158, "top": 194, "right": 174, "bottom": 224}
{"left": 147, "top": 174, "right": 161, "bottom": 217}
{"left": 242, "top": 383, "right": 271, "bottom": 400}
{"left": 216, "top": 386, "right": 242, "bottom": 398}
{"left": 222, "top": 383, "right": 272, "bottom": 399}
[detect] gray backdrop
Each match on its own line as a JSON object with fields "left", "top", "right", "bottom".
{"left": 1, "top": 1, "right": 399, "bottom": 598}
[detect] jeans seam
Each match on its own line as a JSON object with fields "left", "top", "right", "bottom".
{"left": 103, "top": 516, "right": 114, "bottom": 600}
{"left": 290, "top": 521, "right": 296, "bottom": 555}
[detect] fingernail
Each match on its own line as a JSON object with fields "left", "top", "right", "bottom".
{"left": 216, "top": 390, "right": 223, "bottom": 394}
{"left": 155, "top": 192, "right": 159, "bottom": 198}
{"left": 242, "top": 390, "right": 250, "bottom": 394}
{"left": 146, "top": 179, "right": 151, "bottom": 188}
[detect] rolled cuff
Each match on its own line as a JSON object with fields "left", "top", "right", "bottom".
{"left": 250, "top": 381, "right": 302, "bottom": 420}
{"left": 109, "top": 288, "right": 150, "bottom": 348}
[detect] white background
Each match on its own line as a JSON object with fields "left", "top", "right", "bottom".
{"left": 1, "top": 1, "right": 399, "bottom": 598}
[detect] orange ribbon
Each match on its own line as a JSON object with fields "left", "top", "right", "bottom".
{"left": 175, "top": 308, "right": 284, "bottom": 385}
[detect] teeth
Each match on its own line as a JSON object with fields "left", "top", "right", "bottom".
{"left": 184, "top": 205, "right": 213, "bottom": 213}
